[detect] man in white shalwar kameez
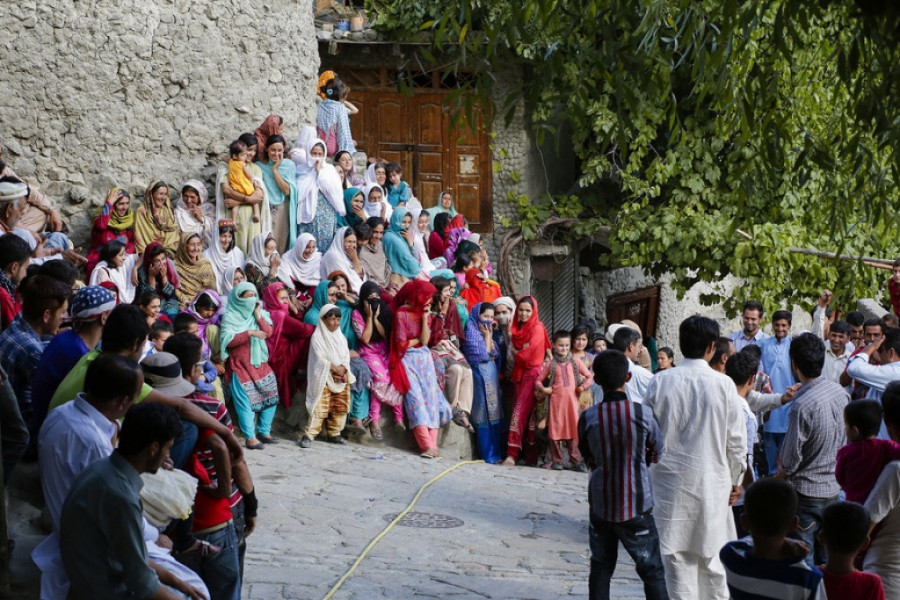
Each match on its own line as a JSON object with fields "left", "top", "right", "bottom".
{"left": 643, "top": 315, "right": 747, "bottom": 600}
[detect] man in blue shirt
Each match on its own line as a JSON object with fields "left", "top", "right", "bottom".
{"left": 759, "top": 309, "right": 794, "bottom": 475}
{"left": 730, "top": 300, "right": 769, "bottom": 352}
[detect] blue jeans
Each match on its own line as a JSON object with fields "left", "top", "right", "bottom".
{"left": 763, "top": 431, "right": 785, "bottom": 475}
{"left": 179, "top": 521, "right": 241, "bottom": 600}
{"left": 791, "top": 494, "right": 838, "bottom": 566}
{"left": 589, "top": 511, "right": 668, "bottom": 600}
{"left": 169, "top": 420, "right": 198, "bottom": 469}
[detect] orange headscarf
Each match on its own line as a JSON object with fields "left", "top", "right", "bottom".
{"left": 318, "top": 70, "right": 335, "bottom": 99}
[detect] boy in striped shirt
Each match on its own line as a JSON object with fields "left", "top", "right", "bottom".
{"left": 578, "top": 349, "right": 667, "bottom": 600}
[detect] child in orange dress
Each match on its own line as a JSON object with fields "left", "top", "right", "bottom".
{"left": 227, "top": 140, "right": 260, "bottom": 224}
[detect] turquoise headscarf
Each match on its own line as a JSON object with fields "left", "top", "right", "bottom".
{"left": 338, "top": 187, "right": 364, "bottom": 228}
{"left": 220, "top": 281, "right": 273, "bottom": 368}
{"left": 381, "top": 207, "right": 421, "bottom": 279}
{"left": 336, "top": 297, "right": 359, "bottom": 351}
{"left": 257, "top": 158, "right": 299, "bottom": 248}
{"left": 425, "top": 191, "right": 458, "bottom": 228}
{"left": 429, "top": 268, "right": 469, "bottom": 328}
{"left": 304, "top": 280, "right": 335, "bottom": 326}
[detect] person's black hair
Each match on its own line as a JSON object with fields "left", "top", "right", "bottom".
{"left": 743, "top": 478, "right": 798, "bottom": 537}
{"left": 194, "top": 292, "right": 218, "bottom": 312}
{"left": 334, "top": 150, "right": 352, "bottom": 164}
{"left": 102, "top": 305, "right": 151, "bottom": 353}
{"left": 172, "top": 312, "right": 198, "bottom": 333}
{"left": 571, "top": 324, "right": 592, "bottom": 343}
{"left": 679, "top": 315, "right": 720, "bottom": 359}
{"left": 742, "top": 300, "right": 764, "bottom": 316}
{"left": 145, "top": 244, "right": 167, "bottom": 263}
{"left": 0, "top": 233, "right": 31, "bottom": 270}
{"left": 433, "top": 212, "right": 451, "bottom": 239}
{"left": 353, "top": 221, "right": 373, "bottom": 242}
{"left": 20, "top": 274, "right": 69, "bottom": 321}
{"left": 882, "top": 381, "right": 900, "bottom": 428}
{"left": 789, "top": 332, "right": 825, "bottom": 378}
{"left": 385, "top": 161, "right": 402, "bottom": 175}
{"left": 98, "top": 240, "right": 126, "bottom": 265}
{"left": 844, "top": 400, "right": 883, "bottom": 439}
{"left": 0, "top": 175, "right": 24, "bottom": 185}
{"left": 321, "top": 76, "right": 348, "bottom": 100}
{"left": 479, "top": 303, "right": 494, "bottom": 317}
{"left": 365, "top": 216, "right": 385, "bottom": 230}
{"left": 37, "top": 260, "right": 77, "bottom": 288}
{"left": 551, "top": 329, "right": 571, "bottom": 344}
{"left": 830, "top": 320, "right": 850, "bottom": 335}
{"left": 710, "top": 336, "right": 734, "bottom": 366}
{"left": 137, "top": 289, "right": 160, "bottom": 308}
{"left": 593, "top": 349, "right": 630, "bottom": 392}
{"left": 846, "top": 311, "right": 865, "bottom": 327}
{"left": 452, "top": 254, "right": 472, "bottom": 273}
{"left": 863, "top": 317, "right": 885, "bottom": 333}
{"left": 612, "top": 327, "right": 641, "bottom": 353}
{"left": 725, "top": 350, "right": 759, "bottom": 387}
{"left": 146, "top": 181, "right": 169, "bottom": 200}
{"left": 228, "top": 139, "right": 247, "bottom": 158}
{"left": 149, "top": 319, "right": 174, "bottom": 340}
{"left": 879, "top": 328, "right": 900, "bottom": 361}
{"left": 265, "top": 134, "right": 286, "bottom": 149}
{"left": 430, "top": 276, "right": 452, "bottom": 305}
{"left": 163, "top": 331, "right": 203, "bottom": 377}
{"left": 771, "top": 309, "right": 792, "bottom": 324}
{"left": 742, "top": 344, "right": 762, "bottom": 360}
{"left": 821, "top": 502, "right": 872, "bottom": 555}
{"left": 517, "top": 296, "right": 535, "bottom": 309}
{"left": 455, "top": 240, "right": 480, "bottom": 261}
{"left": 84, "top": 354, "right": 142, "bottom": 405}
{"left": 323, "top": 307, "right": 342, "bottom": 320}
{"left": 658, "top": 346, "right": 675, "bottom": 360}
{"left": 116, "top": 402, "right": 182, "bottom": 457}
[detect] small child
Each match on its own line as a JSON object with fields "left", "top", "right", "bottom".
{"left": 227, "top": 140, "right": 259, "bottom": 224}
{"left": 577, "top": 349, "right": 666, "bottom": 599}
{"left": 384, "top": 161, "right": 411, "bottom": 208}
{"left": 536, "top": 331, "right": 594, "bottom": 471}
{"left": 721, "top": 478, "right": 827, "bottom": 599}
{"left": 817, "top": 501, "right": 886, "bottom": 599}
{"left": 570, "top": 324, "right": 595, "bottom": 413}
{"left": 145, "top": 319, "right": 174, "bottom": 359}
{"left": 592, "top": 335, "right": 607, "bottom": 354}
{"left": 172, "top": 312, "right": 218, "bottom": 397}
{"left": 836, "top": 400, "right": 900, "bottom": 502}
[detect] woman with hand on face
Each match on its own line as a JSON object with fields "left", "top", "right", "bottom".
{"left": 136, "top": 242, "right": 181, "bottom": 320}
{"left": 278, "top": 232, "right": 321, "bottom": 306}
{"left": 174, "top": 180, "right": 216, "bottom": 250}
{"left": 135, "top": 180, "right": 179, "bottom": 255}
{"left": 261, "top": 282, "right": 314, "bottom": 409}
{"left": 462, "top": 302, "right": 507, "bottom": 463}
{"left": 256, "top": 134, "right": 297, "bottom": 252}
{"left": 86, "top": 188, "right": 136, "bottom": 277}
{"left": 89, "top": 240, "right": 139, "bottom": 305}
{"left": 295, "top": 137, "right": 345, "bottom": 254}
{"left": 173, "top": 233, "right": 217, "bottom": 309}
{"left": 319, "top": 227, "right": 366, "bottom": 294}
{"left": 382, "top": 207, "right": 422, "bottom": 292}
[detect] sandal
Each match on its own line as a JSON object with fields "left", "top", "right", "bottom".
{"left": 245, "top": 439, "right": 265, "bottom": 450}
{"left": 452, "top": 408, "right": 475, "bottom": 433}
{"left": 346, "top": 419, "right": 367, "bottom": 433}
{"left": 258, "top": 435, "right": 278, "bottom": 444}
{"left": 369, "top": 423, "right": 384, "bottom": 441}
{"left": 420, "top": 448, "right": 440, "bottom": 459}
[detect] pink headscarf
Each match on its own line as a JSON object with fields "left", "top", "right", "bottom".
{"left": 254, "top": 115, "right": 284, "bottom": 161}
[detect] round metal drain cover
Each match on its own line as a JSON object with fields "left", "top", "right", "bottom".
{"left": 383, "top": 512, "right": 464, "bottom": 528}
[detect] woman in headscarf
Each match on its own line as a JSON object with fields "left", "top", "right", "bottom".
{"left": 352, "top": 281, "right": 403, "bottom": 441}
{"left": 329, "top": 271, "right": 372, "bottom": 436}
{"left": 425, "top": 190, "right": 457, "bottom": 228}
{"left": 173, "top": 233, "right": 217, "bottom": 309}
{"left": 89, "top": 240, "right": 138, "bottom": 304}
{"left": 365, "top": 162, "right": 387, "bottom": 188}
{"left": 215, "top": 133, "right": 271, "bottom": 255}
{"left": 431, "top": 268, "right": 469, "bottom": 328}
{"left": 319, "top": 227, "right": 365, "bottom": 294}
{"left": 303, "top": 280, "right": 338, "bottom": 326}
{"left": 203, "top": 219, "right": 246, "bottom": 296}
{"left": 261, "top": 282, "right": 315, "bottom": 409}
{"left": 298, "top": 304, "right": 355, "bottom": 448}
{"left": 335, "top": 151, "right": 364, "bottom": 188}
{"left": 428, "top": 212, "right": 451, "bottom": 261}
{"left": 428, "top": 276, "right": 474, "bottom": 433}
{"left": 338, "top": 187, "right": 368, "bottom": 228}
{"left": 221, "top": 282, "right": 279, "bottom": 449}
{"left": 256, "top": 134, "right": 297, "bottom": 252}
{"left": 390, "top": 281, "right": 452, "bottom": 458}
{"left": 183, "top": 289, "right": 223, "bottom": 363}
{"left": 354, "top": 219, "right": 391, "bottom": 291}
{"left": 253, "top": 114, "right": 284, "bottom": 162}
{"left": 295, "top": 137, "right": 345, "bottom": 253}
{"left": 362, "top": 184, "right": 390, "bottom": 221}
{"left": 279, "top": 232, "right": 321, "bottom": 301}
{"left": 502, "top": 296, "right": 551, "bottom": 466}
{"left": 136, "top": 242, "right": 181, "bottom": 320}
{"left": 174, "top": 180, "right": 216, "bottom": 249}
{"left": 86, "top": 188, "right": 136, "bottom": 277}
{"left": 243, "top": 231, "right": 291, "bottom": 297}
{"left": 462, "top": 302, "right": 506, "bottom": 464}
{"left": 219, "top": 266, "right": 245, "bottom": 311}
{"left": 382, "top": 207, "right": 421, "bottom": 290}
{"left": 135, "top": 180, "right": 179, "bottom": 255}
{"left": 408, "top": 206, "right": 437, "bottom": 276}
{"left": 443, "top": 214, "right": 471, "bottom": 266}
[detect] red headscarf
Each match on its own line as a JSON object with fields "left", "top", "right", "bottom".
{"left": 262, "top": 282, "right": 288, "bottom": 357}
{"left": 140, "top": 242, "right": 180, "bottom": 289}
{"left": 254, "top": 114, "right": 284, "bottom": 161}
{"left": 389, "top": 280, "right": 436, "bottom": 393}
{"left": 509, "top": 295, "right": 550, "bottom": 382}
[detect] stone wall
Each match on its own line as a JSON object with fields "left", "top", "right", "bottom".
{"left": 0, "top": 0, "right": 320, "bottom": 246}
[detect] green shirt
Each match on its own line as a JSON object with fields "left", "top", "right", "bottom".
{"left": 49, "top": 350, "right": 152, "bottom": 411}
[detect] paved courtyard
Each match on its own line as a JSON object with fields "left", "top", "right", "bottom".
{"left": 241, "top": 438, "right": 645, "bottom": 599}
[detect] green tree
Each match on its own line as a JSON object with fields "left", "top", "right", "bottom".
{"left": 366, "top": 0, "right": 899, "bottom": 315}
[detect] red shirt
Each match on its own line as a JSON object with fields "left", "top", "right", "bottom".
{"left": 0, "top": 287, "right": 20, "bottom": 331}
{"left": 820, "top": 569, "right": 885, "bottom": 600}
{"left": 186, "top": 429, "right": 233, "bottom": 531}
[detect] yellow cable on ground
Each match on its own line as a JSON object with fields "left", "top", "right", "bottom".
{"left": 323, "top": 459, "right": 483, "bottom": 600}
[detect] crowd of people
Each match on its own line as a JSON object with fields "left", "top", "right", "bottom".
{"left": 1, "top": 70, "right": 900, "bottom": 599}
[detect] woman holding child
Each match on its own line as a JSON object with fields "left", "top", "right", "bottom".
{"left": 216, "top": 133, "right": 270, "bottom": 255}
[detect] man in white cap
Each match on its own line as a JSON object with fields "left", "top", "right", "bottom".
{"left": 0, "top": 175, "right": 81, "bottom": 265}
{"left": 0, "top": 139, "right": 64, "bottom": 234}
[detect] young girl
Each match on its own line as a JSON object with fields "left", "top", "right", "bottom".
{"left": 317, "top": 75, "right": 357, "bottom": 156}
{"left": 459, "top": 251, "right": 501, "bottom": 310}
{"left": 536, "top": 331, "right": 593, "bottom": 471}
{"left": 299, "top": 304, "right": 356, "bottom": 448}
{"left": 656, "top": 346, "right": 675, "bottom": 372}
{"left": 136, "top": 243, "right": 180, "bottom": 320}
{"left": 384, "top": 161, "right": 411, "bottom": 208}
{"left": 220, "top": 282, "right": 279, "bottom": 449}
{"left": 89, "top": 240, "right": 139, "bottom": 304}
{"left": 570, "top": 324, "right": 595, "bottom": 412}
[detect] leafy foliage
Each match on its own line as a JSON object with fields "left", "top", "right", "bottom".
{"left": 366, "top": 0, "right": 899, "bottom": 316}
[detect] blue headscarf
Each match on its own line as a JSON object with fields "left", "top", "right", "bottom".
{"left": 304, "top": 280, "right": 335, "bottom": 326}
{"left": 462, "top": 302, "right": 497, "bottom": 364}
{"left": 381, "top": 207, "right": 421, "bottom": 279}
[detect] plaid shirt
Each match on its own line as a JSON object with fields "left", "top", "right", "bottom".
{"left": 781, "top": 377, "right": 848, "bottom": 498}
{"left": 0, "top": 314, "right": 46, "bottom": 423}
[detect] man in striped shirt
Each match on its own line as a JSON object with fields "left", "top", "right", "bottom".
{"left": 578, "top": 349, "right": 667, "bottom": 600}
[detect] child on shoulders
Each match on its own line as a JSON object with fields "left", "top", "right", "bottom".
{"left": 817, "top": 501, "right": 886, "bottom": 600}
{"left": 836, "top": 400, "right": 900, "bottom": 503}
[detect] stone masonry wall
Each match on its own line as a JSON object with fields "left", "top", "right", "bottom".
{"left": 0, "top": 0, "right": 319, "bottom": 246}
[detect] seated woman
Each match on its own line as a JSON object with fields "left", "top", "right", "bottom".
{"left": 336, "top": 152, "right": 364, "bottom": 189}
{"left": 174, "top": 180, "right": 216, "bottom": 249}
{"left": 339, "top": 187, "right": 368, "bottom": 229}
{"left": 135, "top": 180, "right": 179, "bottom": 255}
{"left": 279, "top": 232, "right": 321, "bottom": 302}
{"left": 319, "top": 227, "right": 365, "bottom": 294}
{"left": 428, "top": 212, "right": 451, "bottom": 261}
{"left": 352, "top": 281, "right": 404, "bottom": 440}
{"left": 354, "top": 220, "right": 391, "bottom": 291}
{"left": 216, "top": 133, "right": 270, "bottom": 255}
{"left": 390, "top": 281, "right": 452, "bottom": 459}
{"left": 362, "top": 184, "right": 390, "bottom": 221}
{"left": 89, "top": 240, "right": 139, "bottom": 304}
{"left": 220, "top": 282, "right": 279, "bottom": 449}
{"left": 431, "top": 268, "right": 469, "bottom": 328}
{"left": 136, "top": 242, "right": 180, "bottom": 320}
{"left": 261, "top": 282, "right": 314, "bottom": 409}
{"left": 256, "top": 134, "right": 297, "bottom": 252}
{"left": 174, "top": 233, "right": 217, "bottom": 309}
{"left": 295, "top": 137, "right": 345, "bottom": 254}
{"left": 86, "top": 188, "right": 135, "bottom": 276}
{"left": 219, "top": 266, "right": 245, "bottom": 311}
{"left": 382, "top": 208, "right": 422, "bottom": 291}
{"left": 204, "top": 219, "right": 246, "bottom": 297}
{"left": 461, "top": 302, "right": 506, "bottom": 464}
{"left": 329, "top": 272, "right": 371, "bottom": 435}
{"left": 408, "top": 207, "right": 438, "bottom": 275}
{"left": 429, "top": 277, "right": 474, "bottom": 433}
{"left": 426, "top": 190, "right": 457, "bottom": 228}
{"left": 244, "top": 231, "right": 292, "bottom": 297}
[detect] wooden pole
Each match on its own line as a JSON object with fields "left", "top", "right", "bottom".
{"left": 734, "top": 229, "right": 895, "bottom": 268}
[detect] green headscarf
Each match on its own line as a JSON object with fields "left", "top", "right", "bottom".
{"left": 220, "top": 281, "right": 273, "bottom": 368}
{"left": 382, "top": 207, "right": 421, "bottom": 279}
{"left": 339, "top": 187, "right": 364, "bottom": 228}
{"left": 304, "top": 280, "right": 335, "bottom": 326}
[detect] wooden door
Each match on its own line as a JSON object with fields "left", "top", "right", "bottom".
{"left": 606, "top": 286, "right": 661, "bottom": 338}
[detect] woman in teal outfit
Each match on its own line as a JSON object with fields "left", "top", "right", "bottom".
{"left": 256, "top": 134, "right": 298, "bottom": 252}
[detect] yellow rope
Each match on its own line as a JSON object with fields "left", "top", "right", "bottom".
{"left": 322, "top": 459, "right": 482, "bottom": 600}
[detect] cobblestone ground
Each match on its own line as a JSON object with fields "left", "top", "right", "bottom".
{"left": 241, "top": 439, "right": 645, "bottom": 599}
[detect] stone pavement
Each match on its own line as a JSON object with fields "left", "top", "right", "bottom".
{"left": 241, "top": 437, "right": 646, "bottom": 599}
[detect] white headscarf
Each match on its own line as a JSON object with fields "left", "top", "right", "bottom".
{"left": 246, "top": 231, "right": 293, "bottom": 287}
{"left": 363, "top": 184, "right": 391, "bottom": 221}
{"left": 319, "top": 227, "right": 365, "bottom": 293}
{"left": 89, "top": 252, "right": 139, "bottom": 304}
{"left": 280, "top": 232, "right": 322, "bottom": 288}
{"left": 289, "top": 125, "right": 317, "bottom": 166}
{"left": 365, "top": 163, "right": 385, "bottom": 187}
{"left": 306, "top": 303, "right": 355, "bottom": 412}
{"left": 174, "top": 180, "right": 216, "bottom": 248}
{"left": 295, "top": 138, "right": 346, "bottom": 223}
{"left": 203, "top": 231, "right": 246, "bottom": 295}
{"left": 220, "top": 265, "right": 243, "bottom": 308}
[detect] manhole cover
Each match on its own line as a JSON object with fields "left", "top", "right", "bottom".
{"left": 383, "top": 512, "right": 464, "bottom": 528}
